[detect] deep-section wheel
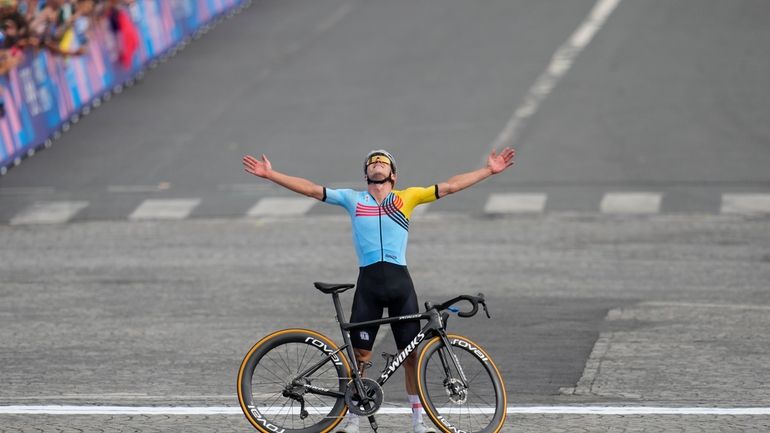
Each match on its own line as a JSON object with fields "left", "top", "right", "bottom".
{"left": 237, "top": 329, "right": 352, "bottom": 433}
{"left": 417, "top": 334, "right": 507, "bottom": 433}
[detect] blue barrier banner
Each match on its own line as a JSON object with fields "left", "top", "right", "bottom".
{"left": 0, "top": 0, "right": 246, "bottom": 172}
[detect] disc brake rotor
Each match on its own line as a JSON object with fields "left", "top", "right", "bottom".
{"left": 444, "top": 378, "right": 468, "bottom": 404}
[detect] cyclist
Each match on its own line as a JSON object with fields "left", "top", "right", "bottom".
{"left": 242, "top": 147, "right": 515, "bottom": 433}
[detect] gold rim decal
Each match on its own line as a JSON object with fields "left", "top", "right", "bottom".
{"left": 237, "top": 328, "right": 351, "bottom": 433}
{"left": 416, "top": 335, "right": 508, "bottom": 433}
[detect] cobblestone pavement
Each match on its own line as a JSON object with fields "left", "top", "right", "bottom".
{"left": 1, "top": 213, "right": 769, "bottom": 432}
{"left": 565, "top": 302, "right": 770, "bottom": 404}
{"left": 1, "top": 414, "right": 770, "bottom": 432}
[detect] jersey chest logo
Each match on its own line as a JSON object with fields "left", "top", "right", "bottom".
{"left": 355, "top": 194, "right": 409, "bottom": 231}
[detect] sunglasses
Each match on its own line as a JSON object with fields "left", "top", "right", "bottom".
{"left": 366, "top": 155, "right": 391, "bottom": 166}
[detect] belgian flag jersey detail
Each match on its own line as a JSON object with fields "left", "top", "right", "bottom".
{"left": 323, "top": 186, "right": 440, "bottom": 266}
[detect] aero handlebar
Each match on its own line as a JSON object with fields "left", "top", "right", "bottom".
{"left": 425, "top": 293, "right": 491, "bottom": 319}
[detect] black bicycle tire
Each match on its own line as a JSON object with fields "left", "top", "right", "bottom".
{"left": 237, "top": 328, "right": 352, "bottom": 433}
{"left": 416, "top": 334, "right": 507, "bottom": 433}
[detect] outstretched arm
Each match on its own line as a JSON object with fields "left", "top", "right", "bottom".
{"left": 243, "top": 154, "right": 324, "bottom": 200}
{"left": 436, "top": 147, "right": 515, "bottom": 198}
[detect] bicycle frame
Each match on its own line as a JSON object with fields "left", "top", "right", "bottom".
{"left": 288, "top": 291, "right": 469, "bottom": 403}
{"left": 334, "top": 291, "right": 467, "bottom": 388}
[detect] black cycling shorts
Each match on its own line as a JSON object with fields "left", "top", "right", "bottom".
{"left": 349, "top": 261, "right": 420, "bottom": 351}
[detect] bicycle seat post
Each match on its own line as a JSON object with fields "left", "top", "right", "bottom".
{"left": 331, "top": 290, "right": 364, "bottom": 388}
{"left": 331, "top": 292, "right": 347, "bottom": 325}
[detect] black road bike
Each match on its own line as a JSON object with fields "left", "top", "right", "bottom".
{"left": 237, "top": 282, "right": 507, "bottom": 433}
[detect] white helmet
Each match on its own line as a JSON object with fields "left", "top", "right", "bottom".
{"left": 363, "top": 149, "right": 396, "bottom": 174}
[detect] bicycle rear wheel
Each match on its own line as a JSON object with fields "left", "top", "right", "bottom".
{"left": 416, "top": 334, "right": 507, "bottom": 433}
{"left": 237, "top": 329, "right": 352, "bottom": 433}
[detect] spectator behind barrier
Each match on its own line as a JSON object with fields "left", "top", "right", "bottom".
{"left": 0, "top": 0, "right": 26, "bottom": 117}
{"left": 0, "top": 1, "right": 135, "bottom": 65}
{"left": 0, "top": 0, "right": 136, "bottom": 117}
{"left": 105, "top": 0, "right": 138, "bottom": 69}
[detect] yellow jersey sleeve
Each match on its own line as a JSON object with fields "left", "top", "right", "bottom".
{"left": 394, "top": 185, "right": 440, "bottom": 220}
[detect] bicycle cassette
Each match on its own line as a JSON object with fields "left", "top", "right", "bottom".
{"left": 344, "top": 378, "right": 384, "bottom": 416}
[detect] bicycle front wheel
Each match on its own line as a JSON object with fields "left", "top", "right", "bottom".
{"left": 237, "top": 329, "right": 352, "bottom": 433}
{"left": 417, "top": 334, "right": 507, "bottom": 433}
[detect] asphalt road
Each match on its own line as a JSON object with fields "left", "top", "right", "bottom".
{"left": 1, "top": 0, "right": 766, "bottom": 216}
{"left": 1, "top": 0, "right": 769, "bottom": 432}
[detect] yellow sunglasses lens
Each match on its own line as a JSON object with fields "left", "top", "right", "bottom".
{"left": 367, "top": 155, "right": 391, "bottom": 165}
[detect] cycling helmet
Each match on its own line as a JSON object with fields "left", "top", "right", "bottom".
{"left": 364, "top": 149, "right": 396, "bottom": 185}
{"left": 363, "top": 149, "right": 396, "bottom": 174}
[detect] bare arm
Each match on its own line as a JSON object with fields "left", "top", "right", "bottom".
{"left": 437, "top": 147, "right": 515, "bottom": 198}
{"left": 242, "top": 154, "right": 324, "bottom": 200}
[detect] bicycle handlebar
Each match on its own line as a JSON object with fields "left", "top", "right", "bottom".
{"left": 424, "top": 293, "right": 491, "bottom": 318}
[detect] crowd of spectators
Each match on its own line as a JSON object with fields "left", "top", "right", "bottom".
{"left": 0, "top": 0, "right": 135, "bottom": 116}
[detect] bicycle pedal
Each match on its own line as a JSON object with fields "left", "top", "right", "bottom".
{"left": 381, "top": 352, "right": 395, "bottom": 364}
{"left": 357, "top": 360, "right": 373, "bottom": 374}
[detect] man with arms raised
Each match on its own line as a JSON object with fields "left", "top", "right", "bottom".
{"left": 242, "top": 147, "right": 515, "bottom": 433}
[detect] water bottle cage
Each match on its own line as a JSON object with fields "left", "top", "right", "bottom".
{"left": 381, "top": 352, "right": 396, "bottom": 368}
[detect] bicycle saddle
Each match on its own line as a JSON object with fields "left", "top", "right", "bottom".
{"left": 313, "top": 282, "right": 355, "bottom": 294}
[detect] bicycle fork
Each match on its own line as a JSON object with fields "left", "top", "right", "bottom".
{"left": 436, "top": 331, "right": 470, "bottom": 402}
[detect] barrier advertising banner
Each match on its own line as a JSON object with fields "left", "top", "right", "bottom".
{"left": 0, "top": 0, "right": 246, "bottom": 174}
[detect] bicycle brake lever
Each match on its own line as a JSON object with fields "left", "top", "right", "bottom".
{"left": 481, "top": 301, "right": 491, "bottom": 318}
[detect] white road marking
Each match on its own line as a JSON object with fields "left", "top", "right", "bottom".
{"left": 600, "top": 192, "right": 662, "bottom": 214}
{"left": 511, "top": 407, "right": 770, "bottom": 415}
{"left": 0, "top": 186, "right": 57, "bottom": 195}
{"left": 108, "top": 183, "right": 171, "bottom": 193}
{"left": 642, "top": 301, "right": 770, "bottom": 311}
{"left": 316, "top": 3, "right": 353, "bottom": 33}
{"left": 0, "top": 394, "right": 234, "bottom": 401}
{"left": 2, "top": 405, "right": 770, "bottom": 415}
{"left": 720, "top": 193, "right": 770, "bottom": 214}
{"left": 128, "top": 199, "right": 201, "bottom": 220}
{"left": 9, "top": 201, "right": 89, "bottom": 225}
{"left": 217, "top": 183, "right": 274, "bottom": 193}
{"left": 247, "top": 197, "right": 317, "bottom": 217}
{"left": 490, "top": 0, "right": 623, "bottom": 151}
{"left": 484, "top": 193, "right": 547, "bottom": 214}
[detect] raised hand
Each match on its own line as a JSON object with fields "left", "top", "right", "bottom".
{"left": 487, "top": 147, "right": 515, "bottom": 174}
{"left": 243, "top": 154, "right": 272, "bottom": 179}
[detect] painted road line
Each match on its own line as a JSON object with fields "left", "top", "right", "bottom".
{"left": 484, "top": 193, "right": 547, "bottom": 214}
{"left": 642, "top": 301, "right": 770, "bottom": 311}
{"left": 721, "top": 194, "right": 770, "bottom": 215}
{"left": 128, "top": 199, "right": 201, "bottom": 220}
{"left": 9, "top": 201, "right": 89, "bottom": 225}
{"left": 2, "top": 406, "right": 770, "bottom": 415}
{"left": 600, "top": 192, "right": 662, "bottom": 214}
{"left": 108, "top": 183, "right": 171, "bottom": 193}
{"left": 247, "top": 197, "right": 317, "bottom": 217}
{"left": 490, "top": 0, "right": 622, "bottom": 152}
{"left": 217, "top": 183, "right": 274, "bottom": 193}
{"left": 0, "top": 186, "right": 57, "bottom": 195}
{"left": 510, "top": 407, "right": 770, "bottom": 415}
{"left": 316, "top": 3, "right": 353, "bottom": 33}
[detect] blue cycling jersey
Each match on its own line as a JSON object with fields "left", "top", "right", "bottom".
{"left": 323, "top": 186, "right": 440, "bottom": 266}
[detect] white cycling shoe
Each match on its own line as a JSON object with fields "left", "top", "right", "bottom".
{"left": 413, "top": 421, "right": 437, "bottom": 433}
{"left": 335, "top": 418, "right": 359, "bottom": 433}
{"left": 335, "top": 417, "right": 435, "bottom": 433}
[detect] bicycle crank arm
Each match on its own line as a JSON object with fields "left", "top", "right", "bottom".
{"left": 368, "top": 415, "right": 378, "bottom": 432}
